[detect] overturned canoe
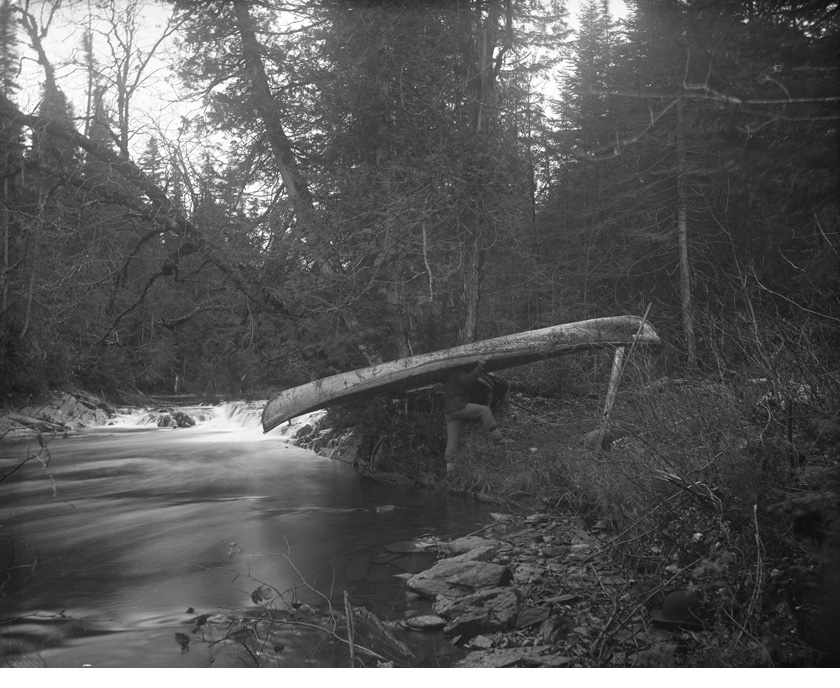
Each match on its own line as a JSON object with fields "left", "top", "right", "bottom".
{"left": 262, "top": 315, "right": 660, "bottom": 433}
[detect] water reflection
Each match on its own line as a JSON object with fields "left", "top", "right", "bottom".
{"left": 1, "top": 415, "right": 492, "bottom": 667}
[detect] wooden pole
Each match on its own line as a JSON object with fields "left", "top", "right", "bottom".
{"left": 594, "top": 346, "right": 626, "bottom": 451}
{"left": 592, "top": 304, "right": 653, "bottom": 451}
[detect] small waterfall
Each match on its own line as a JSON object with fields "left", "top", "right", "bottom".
{"left": 108, "top": 404, "right": 228, "bottom": 429}
{"left": 105, "top": 400, "right": 325, "bottom": 437}
{"left": 217, "top": 401, "right": 265, "bottom": 429}
{"left": 219, "top": 401, "right": 327, "bottom": 439}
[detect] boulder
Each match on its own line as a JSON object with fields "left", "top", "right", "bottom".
{"left": 139, "top": 410, "right": 196, "bottom": 428}
{"left": 17, "top": 392, "right": 112, "bottom": 430}
{"left": 294, "top": 423, "right": 314, "bottom": 439}
{"left": 404, "top": 615, "right": 447, "bottom": 631}
{"left": 171, "top": 411, "right": 196, "bottom": 428}
{"left": 407, "top": 558, "right": 511, "bottom": 599}
{"left": 434, "top": 586, "right": 521, "bottom": 636}
{"left": 442, "top": 536, "right": 501, "bottom": 556}
{"left": 445, "top": 545, "right": 498, "bottom": 563}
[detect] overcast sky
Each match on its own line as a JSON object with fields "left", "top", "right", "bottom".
{"left": 14, "top": 0, "right": 630, "bottom": 159}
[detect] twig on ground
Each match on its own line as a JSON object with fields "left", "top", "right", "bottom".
{"left": 729, "top": 504, "right": 764, "bottom": 653}
{"left": 344, "top": 590, "right": 355, "bottom": 667}
{"left": 590, "top": 564, "right": 621, "bottom": 660}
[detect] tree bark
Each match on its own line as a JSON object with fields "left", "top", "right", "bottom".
{"left": 1, "top": 177, "right": 7, "bottom": 313}
{"left": 457, "top": 232, "right": 483, "bottom": 345}
{"left": 676, "top": 99, "right": 697, "bottom": 368}
{"left": 232, "top": 1, "right": 311, "bottom": 218}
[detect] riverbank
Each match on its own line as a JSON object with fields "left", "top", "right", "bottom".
{"left": 292, "top": 381, "right": 838, "bottom": 668}
{"left": 2, "top": 386, "right": 837, "bottom": 667}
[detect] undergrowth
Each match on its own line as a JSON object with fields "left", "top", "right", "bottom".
{"left": 317, "top": 312, "right": 839, "bottom": 666}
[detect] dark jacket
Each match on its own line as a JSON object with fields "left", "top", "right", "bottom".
{"left": 442, "top": 363, "right": 484, "bottom": 415}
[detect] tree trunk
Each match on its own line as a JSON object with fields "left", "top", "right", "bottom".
{"left": 233, "top": 1, "right": 311, "bottom": 219}
{"left": 233, "top": 1, "right": 381, "bottom": 364}
{"left": 676, "top": 99, "right": 697, "bottom": 368}
{"left": 457, "top": 232, "right": 483, "bottom": 345}
{"left": 1, "top": 177, "right": 7, "bottom": 313}
{"left": 454, "top": 0, "right": 505, "bottom": 345}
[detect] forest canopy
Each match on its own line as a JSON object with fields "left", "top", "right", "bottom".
{"left": 0, "top": 0, "right": 837, "bottom": 399}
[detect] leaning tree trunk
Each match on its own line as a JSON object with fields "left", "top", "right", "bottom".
{"left": 233, "top": 0, "right": 381, "bottom": 364}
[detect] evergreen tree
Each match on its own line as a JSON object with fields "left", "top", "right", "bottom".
{"left": 0, "top": 0, "right": 21, "bottom": 314}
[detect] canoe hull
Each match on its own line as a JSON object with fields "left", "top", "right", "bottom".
{"left": 262, "top": 315, "right": 659, "bottom": 433}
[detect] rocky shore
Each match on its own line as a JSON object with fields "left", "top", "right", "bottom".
{"left": 0, "top": 391, "right": 115, "bottom": 437}
{"left": 0, "top": 391, "right": 211, "bottom": 438}
{"left": 385, "top": 512, "right": 695, "bottom": 668}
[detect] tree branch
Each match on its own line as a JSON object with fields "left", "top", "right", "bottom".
{"left": 0, "top": 95, "right": 294, "bottom": 319}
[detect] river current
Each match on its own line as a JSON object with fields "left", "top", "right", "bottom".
{"left": 0, "top": 404, "right": 494, "bottom": 667}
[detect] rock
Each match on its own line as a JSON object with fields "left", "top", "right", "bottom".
{"left": 404, "top": 615, "right": 447, "bottom": 631}
{"left": 538, "top": 614, "right": 574, "bottom": 642}
{"left": 525, "top": 513, "right": 551, "bottom": 523}
{"left": 407, "top": 559, "right": 511, "bottom": 599}
{"left": 434, "top": 586, "right": 521, "bottom": 636}
{"left": 515, "top": 605, "right": 551, "bottom": 629}
{"left": 327, "top": 432, "right": 362, "bottom": 464}
{"left": 512, "top": 563, "right": 544, "bottom": 585}
{"left": 16, "top": 391, "right": 112, "bottom": 430}
{"left": 446, "top": 545, "right": 498, "bottom": 563}
{"left": 490, "top": 513, "right": 513, "bottom": 522}
{"left": 542, "top": 593, "right": 579, "bottom": 605}
{"left": 454, "top": 644, "right": 553, "bottom": 668}
{"left": 469, "top": 635, "right": 494, "bottom": 649}
{"left": 294, "top": 423, "right": 314, "bottom": 439}
{"left": 442, "top": 536, "right": 501, "bottom": 556}
{"left": 139, "top": 410, "right": 196, "bottom": 428}
{"left": 171, "top": 411, "right": 196, "bottom": 428}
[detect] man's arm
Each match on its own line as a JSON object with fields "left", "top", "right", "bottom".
{"left": 458, "top": 360, "right": 486, "bottom": 386}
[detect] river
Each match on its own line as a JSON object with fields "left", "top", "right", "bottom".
{"left": 0, "top": 404, "right": 495, "bottom": 668}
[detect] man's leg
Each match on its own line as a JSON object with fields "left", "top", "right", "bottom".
{"left": 450, "top": 404, "right": 512, "bottom": 444}
{"left": 445, "top": 418, "right": 461, "bottom": 470}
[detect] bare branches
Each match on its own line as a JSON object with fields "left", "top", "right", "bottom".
{"left": 16, "top": 2, "right": 59, "bottom": 98}
{"left": 593, "top": 84, "right": 840, "bottom": 110}
{"left": 1, "top": 94, "right": 294, "bottom": 317}
{"left": 89, "top": 0, "right": 184, "bottom": 158}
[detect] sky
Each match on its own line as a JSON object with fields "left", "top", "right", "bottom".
{"left": 569, "top": 0, "right": 629, "bottom": 25}
{"left": 15, "top": 1, "right": 194, "bottom": 146}
{"left": 13, "top": 0, "right": 630, "bottom": 161}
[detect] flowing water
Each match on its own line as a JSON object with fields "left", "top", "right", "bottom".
{"left": 0, "top": 404, "right": 494, "bottom": 667}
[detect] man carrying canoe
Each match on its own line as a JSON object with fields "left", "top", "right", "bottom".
{"left": 442, "top": 360, "right": 513, "bottom": 475}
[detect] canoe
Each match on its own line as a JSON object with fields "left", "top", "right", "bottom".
{"left": 262, "top": 315, "right": 660, "bottom": 433}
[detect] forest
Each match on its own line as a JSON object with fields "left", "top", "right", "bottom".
{"left": 1, "top": 0, "right": 839, "bottom": 667}
{"left": 0, "top": 0, "right": 836, "bottom": 400}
